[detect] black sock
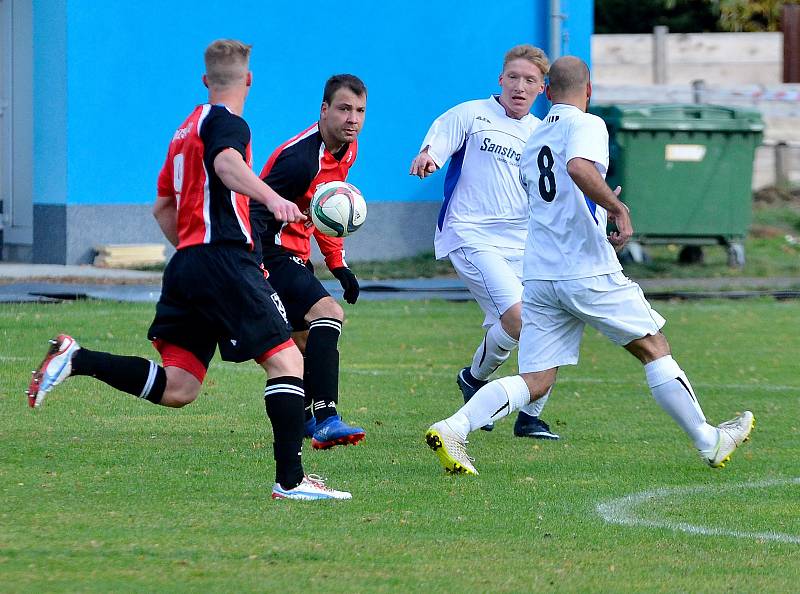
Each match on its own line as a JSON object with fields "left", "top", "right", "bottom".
{"left": 264, "top": 376, "right": 305, "bottom": 489}
{"left": 302, "top": 356, "right": 314, "bottom": 422}
{"left": 71, "top": 348, "right": 166, "bottom": 403}
{"left": 305, "top": 318, "right": 341, "bottom": 423}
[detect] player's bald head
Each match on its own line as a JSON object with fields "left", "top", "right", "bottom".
{"left": 547, "top": 56, "right": 590, "bottom": 99}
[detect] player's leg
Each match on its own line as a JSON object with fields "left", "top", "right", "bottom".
{"left": 262, "top": 254, "right": 364, "bottom": 448}
{"left": 625, "top": 333, "right": 753, "bottom": 468}
{"left": 426, "top": 280, "right": 579, "bottom": 474}
{"left": 262, "top": 255, "right": 319, "bottom": 435}
{"left": 562, "top": 272, "right": 753, "bottom": 468}
{"left": 449, "top": 247, "right": 520, "bottom": 430}
{"left": 26, "top": 334, "right": 177, "bottom": 408}
{"left": 304, "top": 295, "right": 366, "bottom": 450}
{"left": 27, "top": 251, "right": 214, "bottom": 411}
{"left": 449, "top": 246, "right": 558, "bottom": 437}
{"left": 224, "top": 249, "right": 350, "bottom": 500}
{"left": 426, "top": 368, "right": 557, "bottom": 475}
{"left": 449, "top": 247, "right": 520, "bottom": 380}
{"left": 257, "top": 340, "right": 351, "bottom": 500}
{"left": 289, "top": 329, "right": 316, "bottom": 437}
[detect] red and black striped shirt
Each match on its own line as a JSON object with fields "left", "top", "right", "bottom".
{"left": 250, "top": 123, "right": 357, "bottom": 270}
{"left": 157, "top": 104, "right": 255, "bottom": 250}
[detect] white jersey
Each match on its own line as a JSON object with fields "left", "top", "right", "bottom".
{"left": 520, "top": 103, "right": 622, "bottom": 280}
{"left": 421, "top": 96, "right": 540, "bottom": 259}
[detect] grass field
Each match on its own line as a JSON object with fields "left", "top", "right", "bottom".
{"left": 2, "top": 298, "right": 799, "bottom": 592}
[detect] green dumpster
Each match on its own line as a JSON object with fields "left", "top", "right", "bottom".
{"left": 589, "top": 104, "right": 764, "bottom": 267}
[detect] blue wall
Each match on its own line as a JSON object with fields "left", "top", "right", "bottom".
{"left": 34, "top": 0, "right": 593, "bottom": 208}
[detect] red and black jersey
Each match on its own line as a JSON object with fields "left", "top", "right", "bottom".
{"left": 157, "top": 104, "right": 255, "bottom": 250}
{"left": 250, "top": 123, "right": 357, "bottom": 270}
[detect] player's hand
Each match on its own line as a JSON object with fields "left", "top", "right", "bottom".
{"left": 607, "top": 186, "right": 632, "bottom": 251}
{"left": 265, "top": 194, "right": 306, "bottom": 223}
{"left": 409, "top": 151, "right": 438, "bottom": 179}
{"left": 332, "top": 267, "right": 360, "bottom": 304}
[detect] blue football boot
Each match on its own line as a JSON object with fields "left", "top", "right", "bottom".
{"left": 311, "top": 415, "right": 366, "bottom": 450}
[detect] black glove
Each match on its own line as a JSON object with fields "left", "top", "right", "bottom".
{"left": 332, "top": 267, "right": 360, "bottom": 304}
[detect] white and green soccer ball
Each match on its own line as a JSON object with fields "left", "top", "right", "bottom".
{"left": 310, "top": 181, "right": 367, "bottom": 237}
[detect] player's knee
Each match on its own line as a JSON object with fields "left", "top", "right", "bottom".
{"left": 160, "top": 367, "right": 202, "bottom": 408}
{"left": 500, "top": 303, "right": 522, "bottom": 340}
{"left": 521, "top": 370, "right": 555, "bottom": 401}
{"left": 261, "top": 343, "right": 304, "bottom": 378}
{"left": 307, "top": 296, "right": 344, "bottom": 322}
{"left": 161, "top": 383, "right": 199, "bottom": 408}
{"left": 625, "top": 332, "right": 671, "bottom": 364}
{"left": 292, "top": 330, "right": 308, "bottom": 354}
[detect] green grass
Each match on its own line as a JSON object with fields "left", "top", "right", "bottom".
{"left": 2, "top": 299, "right": 800, "bottom": 592}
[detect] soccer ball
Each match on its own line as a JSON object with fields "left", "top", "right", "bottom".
{"left": 310, "top": 181, "right": 367, "bottom": 237}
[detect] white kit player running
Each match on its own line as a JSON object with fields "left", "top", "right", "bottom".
{"left": 410, "top": 44, "right": 559, "bottom": 440}
{"left": 425, "top": 56, "right": 754, "bottom": 476}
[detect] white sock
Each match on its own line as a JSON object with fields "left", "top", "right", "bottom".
{"left": 446, "top": 375, "right": 530, "bottom": 437}
{"left": 520, "top": 389, "right": 551, "bottom": 417}
{"left": 645, "top": 356, "right": 718, "bottom": 451}
{"left": 470, "top": 322, "right": 518, "bottom": 381}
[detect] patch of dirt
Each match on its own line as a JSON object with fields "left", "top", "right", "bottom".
{"left": 750, "top": 225, "right": 787, "bottom": 239}
{"left": 753, "top": 185, "right": 800, "bottom": 206}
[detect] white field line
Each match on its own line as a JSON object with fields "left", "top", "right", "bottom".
{"left": 597, "top": 478, "right": 800, "bottom": 544}
{"left": 209, "top": 363, "right": 799, "bottom": 393}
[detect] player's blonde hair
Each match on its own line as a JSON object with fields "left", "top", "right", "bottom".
{"left": 502, "top": 44, "right": 550, "bottom": 76}
{"left": 204, "top": 39, "right": 252, "bottom": 88}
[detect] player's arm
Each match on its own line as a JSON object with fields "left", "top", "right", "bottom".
{"left": 409, "top": 105, "right": 468, "bottom": 179}
{"left": 315, "top": 230, "right": 359, "bottom": 304}
{"left": 153, "top": 195, "right": 178, "bottom": 246}
{"left": 567, "top": 157, "right": 632, "bottom": 249}
{"left": 154, "top": 154, "right": 179, "bottom": 246}
{"left": 214, "top": 149, "right": 305, "bottom": 223}
{"left": 409, "top": 146, "right": 439, "bottom": 179}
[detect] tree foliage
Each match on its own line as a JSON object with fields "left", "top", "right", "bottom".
{"left": 595, "top": 0, "right": 800, "bottom": 33}
{"left": 718, "top": 0, "right": 800, "bottom": 32}
{"left": 595, "top": 0, "right": 720, "bottom": 33}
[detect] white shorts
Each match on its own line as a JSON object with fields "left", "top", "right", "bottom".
{"left": 518, "top": 271, "right": 666, "bottom": 373}
{"left": 448, "top": 245, "right": 524, "bottom": 327}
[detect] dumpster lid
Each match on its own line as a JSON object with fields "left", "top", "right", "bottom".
{"left": 590, "top": 104, "right": 764, "bottom": 132}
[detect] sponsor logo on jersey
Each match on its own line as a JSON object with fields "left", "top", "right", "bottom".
{"left": 480, "top": 137, "right": 522, "bottom": 162}
{"left": 172, "top": 122, "right": 194, "bottom": 142}
{"left": 545, "top": 115, "right": 560, "bottom": 123}
{"left": 475, "top": 115, "right": 492, "bottom": 123}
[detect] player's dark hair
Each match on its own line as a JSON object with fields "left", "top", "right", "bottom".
{"left": 323, "top": 74, "right": 367, "bottom": 104}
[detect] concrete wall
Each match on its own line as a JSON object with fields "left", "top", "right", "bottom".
{"left": 593, "top": 32, "right": 782, "bottom": 86}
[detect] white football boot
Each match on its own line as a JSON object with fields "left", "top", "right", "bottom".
{"left": 26, "top": 335, "right": 81, "bottom": 408}
{"left": 700, "top": 411, "right": 755, "bottom": 468}
{"left": 271, "top": 475, "right": 352, "bottom": 500}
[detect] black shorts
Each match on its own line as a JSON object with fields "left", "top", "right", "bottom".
{"left": 262, "top": 251, "right": 329, "bottom": 331}
{"left": 148, "top": 244, "right": 292, "bottom": 366}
